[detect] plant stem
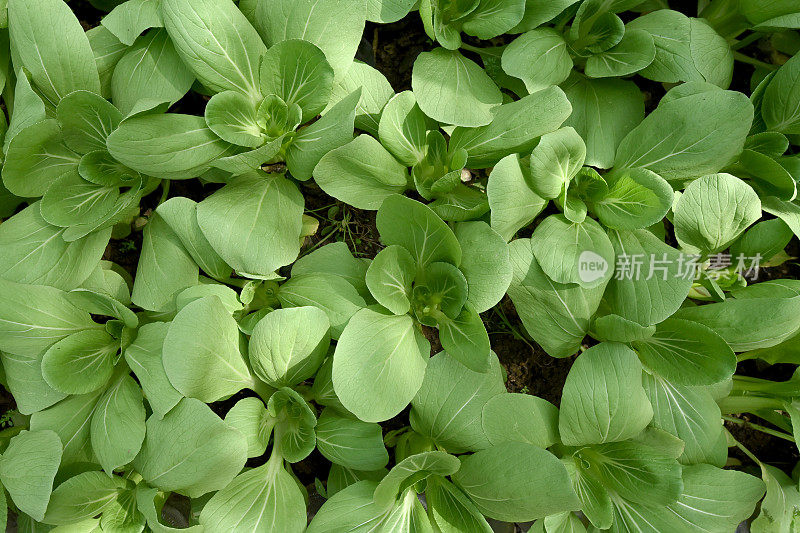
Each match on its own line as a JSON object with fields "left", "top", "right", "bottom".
{"left": 722, "top": 415, "right": 795, "bottom": 442}
{"left": 726, "top": 429, "right": 762, "bottom": 465}
{"left": 733, "top": 51, "right": 778, "bottom": 70}
{"left": 717, "top": 395, "right": 785, "bottom": 414}
{"left": 158, "top": 180, "right": 170, "bottom": 205}
{"left": 732, "top": 32, "right": 764, "bottom": 50}
{"left": 493, "top": 307, "right": 536, "bottom": 352}
{"left": 460, "top": 43, "right": 492, "bottom": 56}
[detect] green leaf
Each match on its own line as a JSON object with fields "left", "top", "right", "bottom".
{"left": 673, "top": 173, "right": 762, "bottom": 254}
{"left": 78, "top": 150, "right": 139, "bottom": 187}
{"left": 332, "top": 308, "right": 428, "bottom": 422}
{"left": 0, "top": 203, "right": 110, "bottom": 290}
{"left": 449, "top": 86, "right": 573, "bottom": 168}
{"left": 486, "top": 154, "right": 547, "bottom": 241}
{"left": 0, "top": 430, "right": 62, "bottom": 521}
{"left": 411, "top": 351, "right": 505, "bottom": 453}
{"left": 502, "top": 28, "right": 572, "bottom": 93}
{"left": 325, "top": 464, "right": 387, "bottom": 497}
{"left": 376, "top": 194, "right": 462, "bottom": 267}
{"left": 366, "top": 245, "right": 416, "bottom": 315}
{"left": 124, "top": 322, "right": 182, "bottom": 418}
{"left": 437, "top": 306, "right": 492, "bottom": 372}
{"left": 614, "top": 89, "right": 753, "bottom": 180}
{"left": 412, "top": 48, "right": 502, "bottom": 127}
{"left": 314, "top": 135, "right": 409, "bottom": 210}
{"left": 40, "top": 171, "right": 120, "bottom": 229}
{"left": 603, "top": 229, "right": 693, "bottom": 326}
{"left": 674, "top": 295, "right": 800, "bottom": 351}
{"left": 739, "top": 149, "right": 796, "bottom": 200}
{"left": 88, "top": 26, "right": 128, "bottom": 100}
{"left": 30, "top": 391, "right": 104, "bottom": 465}
{"left": 762, "top": 53, "right": 800, "bottom": 134}
{"left": 111, "top": 29, "right": 195, "bottom": 115}
{"left": 90, "top": 374, "right": 146, "bottom": 474}
{"left": 531, "top": 214, "right": 613, "bottom": 289}
{"left": 611, "top": 463, "right": 765, "bottom": 532}
{"left": 592, "top": 314, "right": 655, "bottom": 343}
{"left": 285, "top": 88, "right": 360, "bottom": 180}
{"left": 559, "top": 342, "right": 653, "bottom": 446}
{"left": 56, "top": 90, "right": 122, "bottom": 154}
{"left": 378, "top": 91, "right": 432, "bottom": 166}
{"left": 3, "top": 119, "right": 81, "bottom": 197}
{"left": 326, "top": 61, "right": 394, "bottom": 136}
{"left": 196, "top": 172, "right": 303, "bottom": 277}
{"left": 591, "top": 168, "right": 673, "bottom": 230}
{"left": 8, "top": 0, "right": 101, "bottom": 104}
{"left": 267, "top": 387, "right": 318, "bottom": 462}
{"left": 627, "top": 10, "right": 733, "bottom": 87}
{"left": 67, "top": 286, "right": 137, "bottom": 328}
{"left": 107, "top": 113, "right": 236, "bottom": 179}
{"left": 224, "top": 397, "right": 271, "bottom": 458}
{"left": 306, "top": 480, "right": 387, "bottom": 532}
{"left": 259, "top": 38, "right": 334, "bottom": 122}
{"left": 163, "top": 296, "right": 254, "bottom": 402}
{"left": 1, "top": 351, "right": 67, "bottom": 415}
{"left": 366, "top": 0, "right": 416, "bottom": 23}
{"left": 642, "top": 374, "right": 727, "bottom": 466}
{"left": 249, "top": 306, "right": 330, "bottom": 387}
{"left": 562, "top": 75, "right": 644, "bottom": 169}
{"left": 373, "top": 450, "right": 460, "bottom": 506}
{"left": 204, "top": 90, "right": 265, "bottom": 147}
{"left": 528, "top": 127, "right": 586, "bottom": 199}
{"left": 291, "top": 242, "right": 370, "bottom": 300}
{"left": 131, "top": 212, "right": 198, "bottom": 312}
{"left": 450, "top": 222, "right": 508, "bottom": 310}
{"left": 731, "top": 218, "right": 794, "bottom": 264}
{"left": 155, "top": 197, "right": 231, "bottom": 281}
{"left": 134, "top": 398, "right": 247, "bottom": 498}
{"left": 199, "top": 459, "right": 306, "bottom": 532}
{"left": 255, "top": 0, "right": 365, "bottom": 80}
{"left": 633, "top": 318, "right": 736, "bottom": 386}
{"left": 585, "top": 29, "right": 655, "bottom": 78}
{"left": 316, "top": 408, "right": 389, "bottom": 470}
{"left": 43, "top": 472, "right": 125, "bottom": 525}
{"left": 426, "top": 476, "right": 492, "bottom": 533}
{"left": 481, "top": 393, "right": 559, "bottom": 448}
{"left": 161, "top": 0, "right": 265, "bottom": 100}
{"left": 101, "top": 0, "right": 163, "bottom": 46}
{"left": 752, "top": 464, "right": 800, "bottom": 533}
{"left": 413, "top": 261, "right": 468, "bottom": 323}
{"left": 4, "top": 70, "right": 46, "bottom": 152}
{"left": 511, "top": 0, "right": 579, "bottom": 33}
{"left": 574, "top": 439, "right": 681, "bottom": 507}
{"left": 507, "top": 239, "right": 604, "bottom": 357}
{"left": 741, "top": 0, "right": 800, "bottom": 28}
{"left": 0, "top": 278, "right": 97, "bottom": 356}
{"left": 41, "top": 329, "right": 118, "bottom": 394}
{"left": 461, "top": 0, "right": 525, "bottom": 40}
{"left": 453, "top": 442, "right": 580, "bottom": 522}
{"left": 278, "top": 273, "right": 366, "bottom": 339}
{"left": 569, "top": 0, "right": 625, "bottom": 54}
{"left": 763, "top": 196, "right": 800, "bottom": 240}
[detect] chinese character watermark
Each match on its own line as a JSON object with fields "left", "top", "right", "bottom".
{"left": 583, "top": 252, "right": 762, "bottom": 281}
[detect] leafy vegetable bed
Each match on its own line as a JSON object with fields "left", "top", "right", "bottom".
{"left": 0, "top": 0, "right": 799, "bottom": 531}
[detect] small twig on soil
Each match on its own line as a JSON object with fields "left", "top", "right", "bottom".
{"left": 723, "top": 415, "right": 796, "bottom": 443}
{"left": 733, "top": 51, "right": 778, "bottom": 70}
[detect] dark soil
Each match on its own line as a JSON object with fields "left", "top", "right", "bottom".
{"left": 367, "top": 18, "right": 432, "bottom": 91}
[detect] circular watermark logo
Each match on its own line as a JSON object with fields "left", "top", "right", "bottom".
{"left": 578, "top": 251, "right": 609, "bottom": 283}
